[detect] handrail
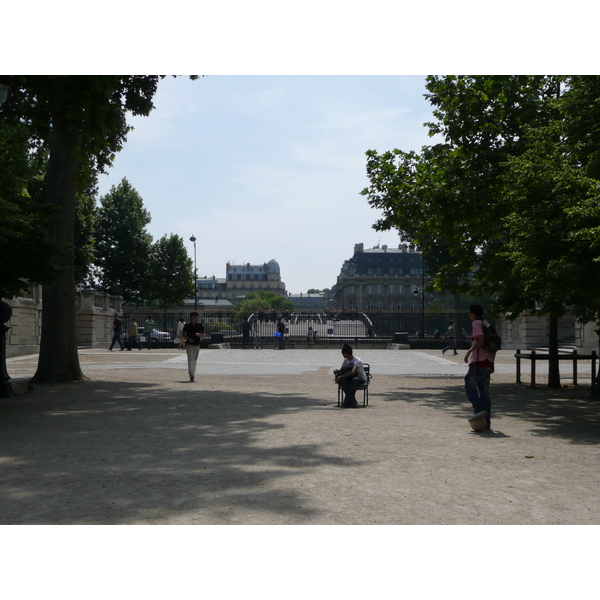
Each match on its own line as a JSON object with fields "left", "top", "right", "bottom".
{"left": 514, "top": 349, "right": 598, "bottom": 388}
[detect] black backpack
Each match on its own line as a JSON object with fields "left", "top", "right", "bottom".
{"left": 481, "top": 319, "right": 501, "bottom": 353}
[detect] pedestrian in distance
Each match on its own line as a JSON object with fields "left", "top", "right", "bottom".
{"left": 127, "top": 317, "right": 142, "bottom": 351}
{"left": 176, "top": 317, "right": 186, "bottom": 350}
{"left": 143, "top": 316, "right": 155, "bottom": 350}
{"left": 182, "top": 311, "right": 205, "bottom": 381}
{"left": 109, "top": 313, "right": 125, "bottom": 351}
{"left": 464, "top": 304, "right": 496, "bottom": 431}
{"left": 442, "top": 321, "right": 458, "bottom": 355}
{"left": 242, "top": 317, "right": 252, "bottom": 349}
{"left": 274, "top": 318, "right": 286, "bottom": 350}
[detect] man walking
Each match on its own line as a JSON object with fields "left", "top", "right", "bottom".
{"left": 242, "top": 317, "right": 252, "bottom": 350}
{"left": 464, "top": 304, "right": 496, "bottom": 431}
{"left": 275, "top": 318, "right": 286, "bottom": 350}
{"left": 109, "top": 313, "right": 125, "bottom": 351}
{"left": 143, "top": 316, "right": 155, "bottom": 350}
{"left": 442, "top": 321, "right": 458, "bottom": 355}
{"left": 182, "top": 311, "right": 205, "bottom": 381}
{"left": 127, "top": 317, "right": 141, "bottom": 350}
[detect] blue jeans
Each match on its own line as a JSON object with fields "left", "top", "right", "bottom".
{"left": 340, "top": 376, "right": 366, "bottom": 404}
{"left": 465, "top": 366, "right": 491, "bottom": 417}
{"left": 109, "top": 331, "right": 124, "bottom": 350}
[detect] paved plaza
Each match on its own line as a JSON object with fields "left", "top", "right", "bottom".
{"left": 2, "top": 348, "right": 600, "bottom": 524}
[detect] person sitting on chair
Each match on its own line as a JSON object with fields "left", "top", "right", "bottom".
{"left": 334, "top": 344, "right": 367, "bottom": 408}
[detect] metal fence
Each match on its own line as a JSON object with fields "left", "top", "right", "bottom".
{"left": 121, "top": 309, "right": 479, "bottom": 344}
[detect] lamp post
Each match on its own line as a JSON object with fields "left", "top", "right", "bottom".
{"left": 412, "top": 286, "right": 425, "bottom": 339}
{"left": 189, "top": 235, "right": 197, "bottom": 311}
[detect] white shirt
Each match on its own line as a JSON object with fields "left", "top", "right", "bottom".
{"left": 342, "top": 356, "right": 366, "bottom": 381}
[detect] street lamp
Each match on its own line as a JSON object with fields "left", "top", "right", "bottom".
{"left": 190, "top": 235, "right": 197, "bottom": 311}
{"left": 412, "top": 286, "right": 425, "bottom": 338}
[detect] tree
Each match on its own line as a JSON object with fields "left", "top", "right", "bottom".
{"left": 362, "top": 75, "right": 600, "bottom": 387}
{"left": 233, "top": 291, "right": 295, "bottom": 315}
{"left": 146, "top": 234, "right": 194, "bottom": 312}
{"left": 94, "top": 178, "right": 153, "bottom": 304}
{"left": 0, "top": 119, "right": 61, "bottom": 298}
{"left": 0, "top": 76, "right": 180, "bottom": 382}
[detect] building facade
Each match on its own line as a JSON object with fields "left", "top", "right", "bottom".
{"left": 331, "top": 243, "right": 454, "bottom": 311}
{"left": 288, "top": 293, "right": 326, "bottom": 312}
{"left": 225, "top": 259, "right": 287, "bottom": 302}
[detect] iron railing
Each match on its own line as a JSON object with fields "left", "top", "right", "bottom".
{"left": 121, "top": 309, "right": 480, "bottom": 344}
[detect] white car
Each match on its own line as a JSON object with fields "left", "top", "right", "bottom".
{"left": 215, "top": 330, "right": 239, "bottom": 338}
{"left": 137, "top": 327, "right": 172, "bottom": 343}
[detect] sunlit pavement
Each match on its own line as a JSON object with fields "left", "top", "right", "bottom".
{"left": 7, "top": 348, "right": 593, "bottom": 381}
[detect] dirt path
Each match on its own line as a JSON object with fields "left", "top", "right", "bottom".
{"left": 2, "top": 359, "right": 599, "bottom": 524}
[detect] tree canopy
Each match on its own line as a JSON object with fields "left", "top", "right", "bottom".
{"left": 146, "top": 234, "right": 195, "bottom": 310}
{"left": 233, "top": 291, "right": 295, "bottom": 315}
{"left": 0, "top": 76, "right": 180, "bottom": 382}
{"left": 93, "top": 177, "right": 153, "bottom": 304}
{"left": 362, "top": 75, "right": 600, "bottom": 386}
{"left": 0, "top": 119, "right": 60, "bottom": 298}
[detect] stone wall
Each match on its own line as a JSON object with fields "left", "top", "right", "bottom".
{"left": 4, "top": 285, "right": 43, "bottom": 357}
{"left": 4, "top": 287, "right": 122, "bottom": 357}
{"left": 497, "top": 313, "right": 599, "bottom": 351}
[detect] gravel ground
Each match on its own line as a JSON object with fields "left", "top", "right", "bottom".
{"left": 2, "top": 349, "right": 600, "bottom": 524}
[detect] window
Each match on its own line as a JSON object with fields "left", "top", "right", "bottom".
{"left": 367, "top": 268, "right": 374, "bottom": 275}
{"left": 375, "top": 284, "right": 382, "bottom": 293}
{"left": 377, "top": 268, "right": 382, "bottom": 275}
{"left": 398, "top": 284, "right": 404, "bottom": 294}
{"left": 410, "top": 268, "right": 422, "bottom": 275}
{"left": 388, "top": 268, "right": 395, "bottom": 275}
{"left": 410, "top": 301, "right": 417, "bottom": 309}
{"left": 367, "top": 285, "right": 374, "bottom": 294}
{"left": 388, "top": 285, "right": 395, "bottom": 294}
{"left": 348, "top": 285, "right": 355, "bottom": 294}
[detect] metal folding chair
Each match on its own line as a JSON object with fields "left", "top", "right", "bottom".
{"left": 337, "top": 363, "right": 371, "bottom": 407}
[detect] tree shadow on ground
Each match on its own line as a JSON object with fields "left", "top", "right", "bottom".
{"left": 0, "top": 380, "right": 367, "bottom": 525}
{"left": 376, "top": 377, "right": 600, "bottom": 446}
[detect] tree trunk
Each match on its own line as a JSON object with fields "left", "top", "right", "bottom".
{"left": 32, "top": 111, "right": 84, "bottom": 383}
{"left": 547, "top": 313, "right": 561, "bottom": 388}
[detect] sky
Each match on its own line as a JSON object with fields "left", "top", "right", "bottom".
{"left": 95, "top": 75, "right": 438, "bottom": 294}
